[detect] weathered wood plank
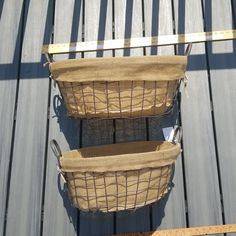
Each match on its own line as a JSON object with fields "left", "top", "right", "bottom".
{"left": 0, "top": 0, "right": 24, "bottom": 234}
{"left": 173, "top": 0, "right": 222, "bottom": 227}
{"left": 204, "top": 0, "right": 236, "bottom": 228}
{"left": 79, "top": 1, "right": 115, "bottom": 235}
{"left": 143, "top": 0, "right": 186, "bottom": 230}
{"left": 42, "top": 0, "right": 83, "bottom": 235}
{"left": 4, "top": 0, "right": 53, "bottom": 235}
{"left": 114, "top": 0, "right": 150, "bottom": 234}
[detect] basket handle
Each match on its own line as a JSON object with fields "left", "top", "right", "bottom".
{"left": 171, "top": 126, "right": 182, "bottom": 144}
{"left": 50, "top": 140, "right": 68, "bottom": 184}
{"left": 50, "top": 139, "right": 62, "bottom": 167}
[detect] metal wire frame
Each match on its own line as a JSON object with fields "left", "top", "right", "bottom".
{"left": 56, "top": 79, "right": 182, "bottom": 120}
{"left": 65, "top": 165, "right": 173, "bottom": 213}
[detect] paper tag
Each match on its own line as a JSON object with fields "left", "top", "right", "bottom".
{"left": 162, "top": 127, "right": 175, "bottom": 142}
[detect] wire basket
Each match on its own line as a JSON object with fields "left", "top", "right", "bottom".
{"left": 51, "top": 140, "right": 181, "bottom": 212}
{"left": 49, "top": 56, "right": 187, "bottom": 119}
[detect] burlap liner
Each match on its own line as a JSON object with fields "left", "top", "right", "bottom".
{"left": 60, "top": 141, "right": 181, "bottom": 212}
{"left": 60, "top": 141, "right": 180, "bottom": 172}
{"left": 49, "top": 55, "right": 187, "bottom": 82}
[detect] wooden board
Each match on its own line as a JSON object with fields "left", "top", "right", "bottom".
{"left": 0, "top": 0, "right": 24, "bottom": 235}
{"left": 4, "top": 0, "right": 53, "bottom": 235}
{"left": 41, "top": 29, "right": 236, "bottom": 54}
{"left": 143, "top": 0, "right": 186, "bottom": 230}
{"left": 78, "top": 1, "right": 115, "bottom": 235}
{"left": 42, "top": 0, "right": 82, "bottom": 235}
{"left": 113, "top": 1, "right": 150, "bottom": 234}
{"left": 204, "top": 0, "right": 236, "bottom": 228}
{"left": 114, "top": 224, "right": 236, "bottom": 236}
{"left": 173, "top": 0, "right": 223, "bottom": 227}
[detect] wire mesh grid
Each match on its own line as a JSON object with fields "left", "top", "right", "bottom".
{"left": 57, "top": 80, "right": 179, "bottom": 119}
{"left": 65, "top": 165, "right": 173, "bottom": 212}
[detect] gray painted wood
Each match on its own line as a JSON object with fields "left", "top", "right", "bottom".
{"left": 4, "top": 0, "right": 53, "bottom": 235}
{"left": 0, "top": 0, "right": 24, "bottom": 234}
{"left": 1, "top": 1, "right": 235, "bottom": 235}
{"left": 42, "top": 1, "right": 83, "bottom": 235}
{"left": 233, "top": 1, "right": 236, "bottom": 22}
{"left": 79, "top": 1, "right": 115, "bottom": 235}
{"left": 204, "top": 0, "right": 236, "bottom": 228}
{"left": 114, "top": 0, "right": 150, "bottom": 234}
{"left": 173, "top": 0, "right": 222, "bottom": 227}
{"left": 143, "top": 0, "right": 186, "bottom": 229}
{"left": 81, "top": 119, "right": 114, "bottom": 147}
{"left": 115, "top": 118, "right": 147, "bottom": 143}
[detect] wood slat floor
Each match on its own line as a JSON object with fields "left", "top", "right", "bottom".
{"left": 0, "top": 0, "right": 236, "bottom": 235}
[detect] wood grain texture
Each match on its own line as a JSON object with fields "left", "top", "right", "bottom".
{"left": 0, "top": 0, "right": 24, "bottom": 235}
{"left": 143, "top": 0, "right": 186, "bottom": 229}
{"left": 4, "top": 0, "right": 53, "bottom": 235}
{"left": 79, "top": 1, "right": 114, "bottom": 235}
{"left": 173, "top": 0, "right": 222, "bottom": 227}
{"left": 42, "top": 1, "right": 82, "bottom": 235}
{"left": 114, "top": 0, "right": 150, "bottom": 234}
{"left": 204, "top": 0, "right": 236, "bottom": 227}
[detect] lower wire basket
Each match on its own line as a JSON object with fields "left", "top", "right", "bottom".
{"left": 51, "top": 140, "right": 181, "bottom": 212}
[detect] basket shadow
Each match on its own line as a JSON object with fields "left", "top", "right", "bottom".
{"left": 151, "top": 165, "right": 176, "bottom": 229}
{"left": 53, "top": 94, "right": 81, "bottom": 149}
{"left": 57, "top": 174, "right": 79, "bottom": 231}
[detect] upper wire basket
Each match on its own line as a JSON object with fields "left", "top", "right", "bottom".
{"left": 49, "top": 55, "right": 188, "bottom": 119}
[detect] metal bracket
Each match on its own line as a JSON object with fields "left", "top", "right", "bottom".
{"left": 171, "top": 126, "right": 183, "bottom": 144}
{"left": 45, "top": 53, "right": 54, "bottom": 64}
{"left": 185, "top": 43, "right": 192, "bottom": 56}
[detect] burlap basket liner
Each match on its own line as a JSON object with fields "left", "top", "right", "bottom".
{"left": 50, "top": 56, "right": 187, "bottom": 118}
{"left": 60, "top": 141, "right": 181, "bottom": 212}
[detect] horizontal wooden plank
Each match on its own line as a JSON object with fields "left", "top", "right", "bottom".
{"left": 114, "top": 224, "right": 236, "bottom": 236}
{"left": 42, "top": 29, "right": 236, "bottom": 55}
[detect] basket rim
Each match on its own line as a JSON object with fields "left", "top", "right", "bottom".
{"left": 49, "top": 55, "right": 188, "bottom": 83}
{"left": 60, "top": 141, "right": 181, "bottom": 173}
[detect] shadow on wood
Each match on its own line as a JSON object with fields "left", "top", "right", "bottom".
{"left": 52, "top": 95, "right": 80, "bottom": 149}
{"left": 57, "top": 174, "right": 79, "bottom": 231}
